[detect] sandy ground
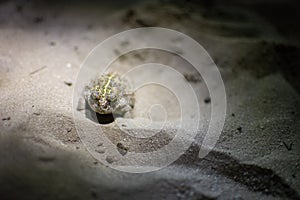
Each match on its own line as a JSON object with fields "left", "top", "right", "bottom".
{"left": 0, "top": 0, "right": 299, "bottom": 199}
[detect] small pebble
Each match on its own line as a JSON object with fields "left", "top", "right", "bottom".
{"left": 117, "top": 142, "right": 128, "bottom": 156}
{"left": 64, "top": 81, "right": 72, "bottom": 86}
{"left": 97, "top": 142, "right": 103, "bottom": 147}
{"left": 38, "top": 156, "right": 56, "bottom": 162}
{"left": 184, "top": 73, "right": 202, "bottom": 83}
{"left": 135, "top": 19, "right": 152, "bottom": 27}
{"left": 237, "top": 126, "right": 242, "bottom": 133}
{"left": 204, "top": 97, "right": 211, "bottom": 104}
{"left": 106, "top": 156, "right": 115, "bottom": 164}
{"left": 96, "top": 149, "right": 105, "bottom": 154}
{"left": 2, "top": 117, "right": 10, "bottom": 121}
{"left": 283, "top": 141, "right": 292, "bottom": 151}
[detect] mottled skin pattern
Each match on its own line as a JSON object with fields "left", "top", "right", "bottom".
{"left": 84, "top": 72, "right": 134, "bottom": 116}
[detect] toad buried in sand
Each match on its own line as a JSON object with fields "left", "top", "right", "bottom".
{"left": 84, "top": 72, "right": 135, "bottom": 116}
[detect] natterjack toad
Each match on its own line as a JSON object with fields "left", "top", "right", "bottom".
{"left": 84, "top": 72, "right": 134, "bottom": 116}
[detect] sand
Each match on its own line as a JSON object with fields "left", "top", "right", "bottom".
{"left": 0, "top": 0, "right": 299, "bottom": 199}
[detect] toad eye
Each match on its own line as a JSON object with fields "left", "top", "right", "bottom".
{"left": 109, "top": 94, "right": 116, "bottom": 100}
{"left": 91, "top": 92, "right": 100, "bottom": 99}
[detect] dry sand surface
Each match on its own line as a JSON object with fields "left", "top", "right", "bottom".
{"left": 0, "top": 0, "right": 299, "bottom": 199}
